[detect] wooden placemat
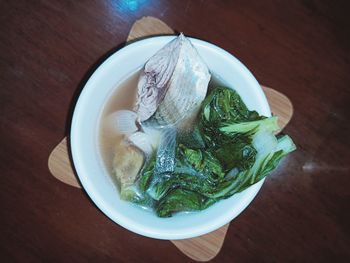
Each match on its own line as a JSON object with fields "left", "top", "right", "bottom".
{"left": 48, "top": 16, "right": 293, "bottom": 262}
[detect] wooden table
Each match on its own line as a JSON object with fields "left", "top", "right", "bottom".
{"left": 1, "top": 1, "right": 349, "bottom": 262}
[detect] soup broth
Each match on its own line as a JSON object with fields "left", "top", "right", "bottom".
{"left": 99, "top": 70, "right": 140, "bottom": 174}
{"left": 98, "top": 70, "right": 226, "bottom": 178}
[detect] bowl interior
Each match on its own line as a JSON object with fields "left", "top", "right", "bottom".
{"left": 70, "top": 36, "right": 271, "bottom": 240}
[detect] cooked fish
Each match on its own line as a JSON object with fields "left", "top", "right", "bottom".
{"left": 135, "top": 33, "right": 211, "bottom": 125}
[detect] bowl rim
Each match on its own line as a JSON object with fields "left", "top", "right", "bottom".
{"left": 70, "top": 35, "right": 270, "bottom": 240}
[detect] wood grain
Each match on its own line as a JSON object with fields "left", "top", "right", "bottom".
{"left": 48, "top": 137, "right": 80, "bottom": 188}
{"left": 171, "top": 224, "right": 229, "bottom": 262}
{"left": 126, "top": 16, "right": 174, "bottom": 41}
{"left": 47, "top": 17, "right": 294, "bottom": 261}
{"left": 2, "top": 1, "right": 350, "bottom": 262}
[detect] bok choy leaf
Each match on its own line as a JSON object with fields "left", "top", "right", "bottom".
{"left": 130, "top": 86, "right": 296, "bottom": 217}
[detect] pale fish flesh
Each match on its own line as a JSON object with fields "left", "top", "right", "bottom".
{"left": 135, "top": 33, "right": 211, "bottom": 125}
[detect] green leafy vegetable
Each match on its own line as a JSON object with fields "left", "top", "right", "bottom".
{"left": 201, "top": 86, "right": 262, "bottom": 126}
{"left": 127, "top": 86, "right": 296, "bottom": 217}
{"left": 212, "top": 137, "right": 257, "bottom": 172}
{"left": 178, "top": 124, "right": 206, "bottom": 149}
{"left": 156, "top": 188, "right": 216, "bottom": 217}
{"left": 219, "top": 116, "right": 278, "bottom": 135}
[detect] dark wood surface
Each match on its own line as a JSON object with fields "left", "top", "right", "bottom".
{"left": 1, "top": 1, "right": 350, "bottom": 262}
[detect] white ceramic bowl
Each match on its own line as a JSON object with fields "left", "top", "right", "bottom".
{"left": 70, "top": 36, "right": 271, "bottom": 240}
